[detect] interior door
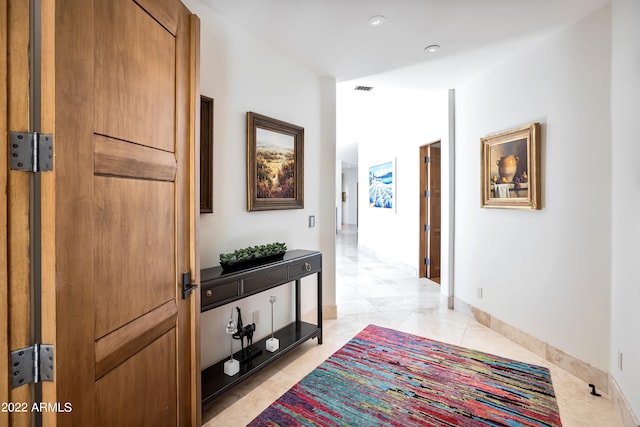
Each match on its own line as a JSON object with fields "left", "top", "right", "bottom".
{"left": 427, "top": 145, "right": 441, "bottom": 279}
{"left": 47, "top": 0, "right": 200, "bottom": 425}
{"left": 419, "top": 145, "right": 427, "bottom": 277}
{"left": 419, "top": 144, "right": 441, "bottom": 280}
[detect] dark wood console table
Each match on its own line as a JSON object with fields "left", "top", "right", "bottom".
{"left": 200, "top": 249, "right": 322, "bottom": 406}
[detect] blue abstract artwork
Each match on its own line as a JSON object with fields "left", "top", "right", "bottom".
{"left": 369, "top": 161, "right": 393, "bottom": 209}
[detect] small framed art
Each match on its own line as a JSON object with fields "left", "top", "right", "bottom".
{"left": 369, "top": 160, "right": 395, "bottom": 210}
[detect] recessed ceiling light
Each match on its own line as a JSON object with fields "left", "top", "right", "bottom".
{"left": 424, "top": 44, "right": 440, "bottom": 53}
{"left": 368, "top": 15, "right": 386, "bottom": 27}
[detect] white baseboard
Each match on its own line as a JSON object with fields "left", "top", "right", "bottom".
{"left": 323, "top": 305, "right": 337, "bottom": 320}
{"left": 357, "top": 244, "right": 418, "bottom": 277}
{"left": 609, "top": 376, "right": 640, "bottom": 427}
{"left": 302, "top": 305, "right": 337, "bottom": 323}
{"left": 454, "top": 298, "right": 638, "bottom": 426}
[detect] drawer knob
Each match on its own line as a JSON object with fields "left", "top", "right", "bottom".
{"left": 303, "top": 262, "right": 311, "bottom": 272}
{"left": 205, "top": 289, "right": 213, "bottom": 297}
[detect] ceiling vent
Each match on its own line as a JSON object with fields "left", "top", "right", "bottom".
{"left": 354, "top": 86, "right": 373, "bottom": 91}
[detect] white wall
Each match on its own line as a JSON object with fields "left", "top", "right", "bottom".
{"left": 455, "top": 6, "right": 612, "bottom": 370}
{"left": 182, "top": 0, "right": 640, "bottom": 415}
{"left": 338, "top": 86, "right": 451, "bottom": 285}
{"left": 184, "top": 0, "right": 336, "bottom": 368}
{"left": 610, "top": 0, "right": 640, "bottom": 417}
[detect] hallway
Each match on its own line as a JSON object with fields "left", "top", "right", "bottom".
{"left": 335, "top": 226, "right": 450, "bottom": 337}
{"left": 203, "top": 229, "right": 624, "bottom": 426}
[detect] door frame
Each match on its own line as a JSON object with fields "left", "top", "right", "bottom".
{"left": 1, "top": 3, "right": 10, "bottom": 423}
{"left": 2, "top": 1, "right": 51, "bottom": 424}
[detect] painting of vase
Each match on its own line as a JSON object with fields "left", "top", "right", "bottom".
{"left": 480, "top": 122, "right": 541, "bottom": 210}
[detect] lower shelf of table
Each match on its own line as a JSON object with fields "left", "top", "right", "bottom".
{"left": 201, "top": 321, "right": 321, "bottom": 406}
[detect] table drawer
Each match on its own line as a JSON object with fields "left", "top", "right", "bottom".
{"left": 201, "top": 280, "right": 239, "bottom": 308}
{"left": 242, "top": 266, "right": 288, "bottom": 295}
{"left": 288, "top": 256, "right": 321, "bottom": 280}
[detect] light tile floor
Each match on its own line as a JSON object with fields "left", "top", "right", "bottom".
{"left": 203, "top": 228, "right": 624, "bottom": 426}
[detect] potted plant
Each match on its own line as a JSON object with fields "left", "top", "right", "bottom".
{"left": 219, "top": 242, "right": 287, "bottom": 271}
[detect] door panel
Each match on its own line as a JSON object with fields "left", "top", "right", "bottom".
{"left": 95, "top": 331, "right": 177, "bottom": 426}
{"left": 134, "top": 0, "right": 179, "bottom": 35}
{"left": 95, "top": 0, "right": 176, "bottom": 152}
{"left": 94, "top": 135, "right": 177, "bottom": 181}
{"left": 94, "top": 177, "right": 175, "bottom": 338}
{"left": 51, "top": 0, "right": 199, "bottom": 424}
{"left": 94, "top": 300, "right": 177, "bottom": 379}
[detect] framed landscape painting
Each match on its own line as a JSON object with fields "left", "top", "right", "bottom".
{"left": 481, "top": 122, "right": 541, "bottom": 210}
{"left": 369, "top": 160, "right": 395, "bottom": 210}
{"left": 247, "top": 112, "right": 304, "bottom": 211}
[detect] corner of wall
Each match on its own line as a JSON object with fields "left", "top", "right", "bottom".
{"left": 609, "top": 376, "right": 640, "bottom": 427}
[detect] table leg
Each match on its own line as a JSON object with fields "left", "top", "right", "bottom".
{"left": 295, "top": 278, "right": 301, "bottom": 325}
{"left": 317, "top": 271, "right": 323, "bottom": 344}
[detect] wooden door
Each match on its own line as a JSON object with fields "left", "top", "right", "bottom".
{"left": 419, "top": 143, "right": 441, "bottom": 280}
{"left": 419, "top": 145, "right": 427, "bottom": 278}
{"left": 427, "top": 146, "right": 441, "bottom": 279}
{"left": 42, "top": 0, "right": 201, "bottom": 425}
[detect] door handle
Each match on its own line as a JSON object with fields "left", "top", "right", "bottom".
{"left": 182, "top": 271, "right": 198, "bottom": 299}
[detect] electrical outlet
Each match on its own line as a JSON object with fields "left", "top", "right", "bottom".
{"left": 252, "top": 310, "right": 260, "bottom": 325}
{"left": 618, "top": 351, "right": 623, "bottom": 371}
{"left": 477, "top": 287, "right": 483, "bottom": 299}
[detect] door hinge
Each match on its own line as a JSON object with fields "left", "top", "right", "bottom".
{"left": 10, "top": 344, "right": 54, "bottom": 388}
{"left": 182, "top": 271, "right": 198, "bottom": 299}
{"left": 424, "top": 156, "right": 430, "bottom": 164}
{"left": 425, "top": 190, "right": 431, "bottom": 198}
{"left": 424, "top": 258, "right": 430, "bottom": 266}
{"left": 425, "top": 224, "right": 430, "bottom": 232}
{"left": 10, "top": 131, "right": 54, "bottom": 172}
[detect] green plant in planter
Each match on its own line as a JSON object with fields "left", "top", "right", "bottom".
{"left": 220, "top": 242, "right": 287, "bottom": 265}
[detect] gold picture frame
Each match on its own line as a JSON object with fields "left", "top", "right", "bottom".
{"left": 481, "top": 122, "right": 541, "bottom": 210}
{"left": 247, "top": 112, "right": 304, "bottom": 211}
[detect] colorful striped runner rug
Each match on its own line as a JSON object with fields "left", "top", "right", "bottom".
{"left": 249, "top": 324, "right": 562, "bottom": 426}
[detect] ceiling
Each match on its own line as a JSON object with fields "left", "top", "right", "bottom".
{"left": 199, "top": 0, "right": 609, "bottom": 88}
{"left": 197, "top": 0, "right": 609, "bottom": 168}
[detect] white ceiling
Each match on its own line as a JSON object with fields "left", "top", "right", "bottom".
{"left": 199, "top": 0, "right": 609, "bottom": 87}
{"left": 198, "top": 0, "right": 610, "bottom": 168}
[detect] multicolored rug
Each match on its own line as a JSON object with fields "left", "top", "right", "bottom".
{"left": 249, "top": 324, "right": 562, "bottom": 426}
